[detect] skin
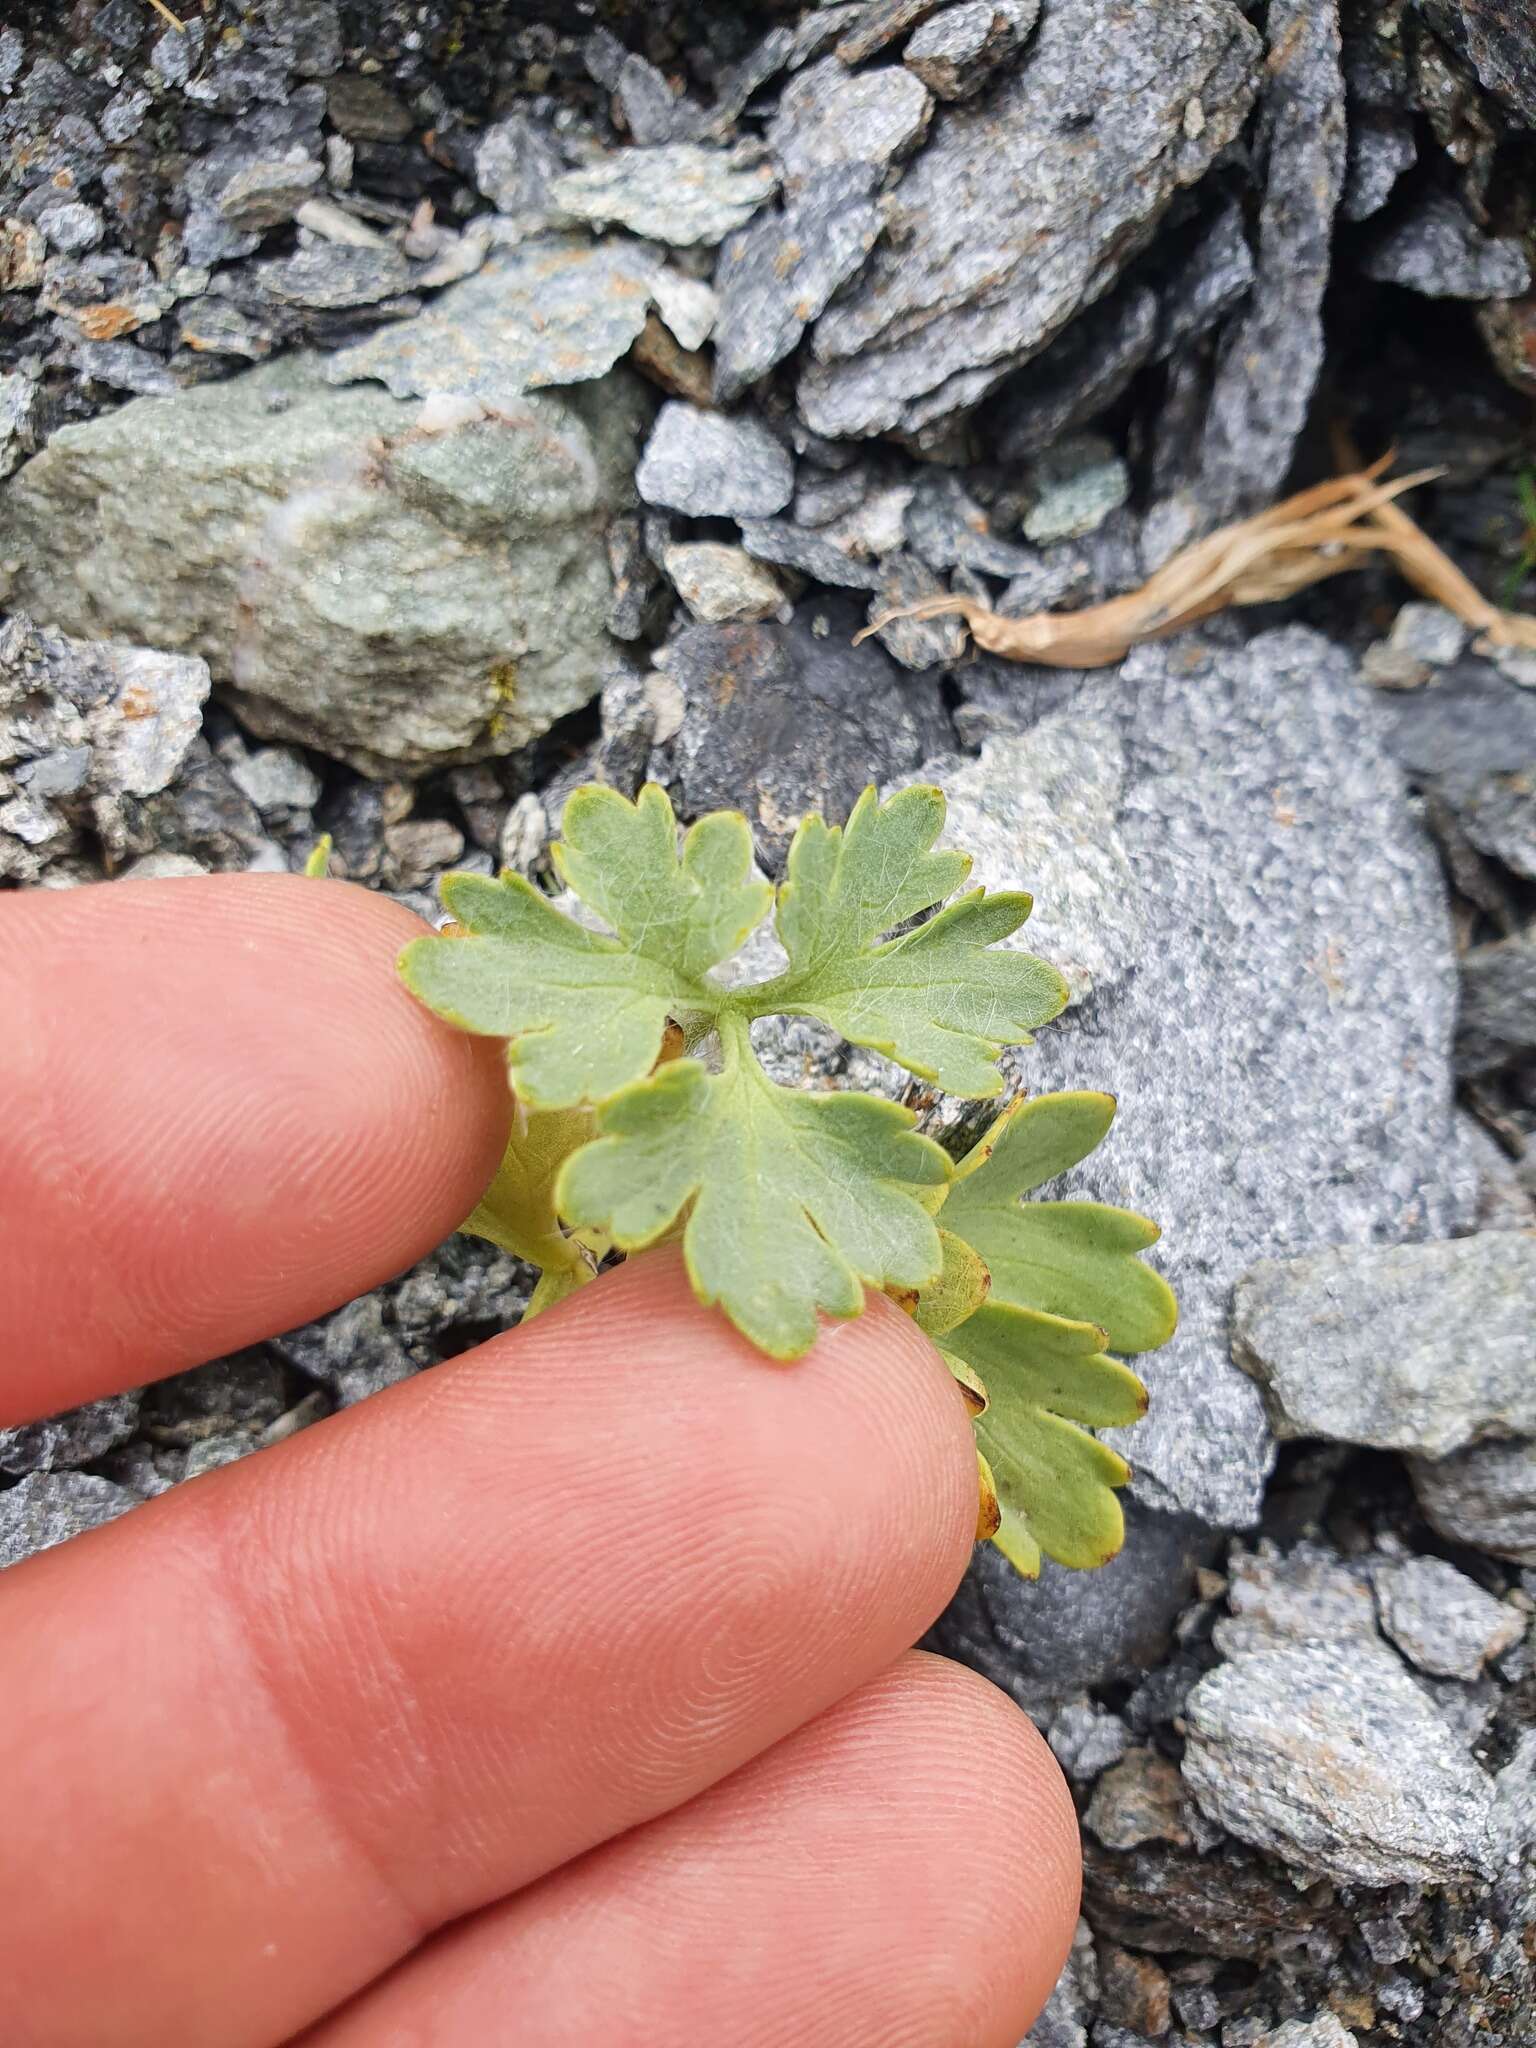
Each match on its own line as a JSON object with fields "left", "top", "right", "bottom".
{"left": 0, "top": 874, "right": 1081, "bottom": 2048}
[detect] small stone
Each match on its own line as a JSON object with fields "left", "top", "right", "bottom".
{"left": 1097, "top": 1943, "right": 1172, "bottom": 2039}
{"left": 1212, "top": 1542, "right": 1377, "bottom": 1661}
{"left": 1023, "top": 435, "right": 1131, "bottom": 545}
{"left": 1256, "top": 2023, "right": 1358, "bottom": 2048}
{"left": 140, "top": 1352, "right": 286, "bottom": 1446}
{"left": 0, "top": 1473, "right": 139, "bottom": 1569}
{"left": 1373, "top": 1556, "right": 1526, "bottom": 1679}
{"left": 768, "top": 57, "right": 932, "bottom": 196}
{"left": 663, "top": 542, "right": 788, "bottom": 623}
{"left": 1233, "top": 1234, "right": 1536, "bottom": 1459}
{"left": 228, "top": 746, "right": 322, "bottom": 814}
{"left": 0, "top": 368, "right": 41, "bottom": 479}
{"left": 325, "top": 72, "right": 413, "bottom": 142}
{"left": 616, "top": 52, "right": 684, "bottom": 145}
{"left": 121, "top": 852, "right": 209, "bottom": 880}
{"left": 0, "top": 1394, "right": 141, "bottom": 1478}
{"left": 1342, "top": 108, "right": 1417, "bottom": 224}
{"left": 1410, "top": 1436, "right": 1536, "bottom": 1566}
{"left": 551, "top": 144, "right": 776, "bottom": 247}
{"left": 636, "top": 401, "right": 793, "bottom": 519}
{"left": 1047, "top": 1699, "right": 1131, "bottom": 1783}
{"left": 256, "top": 244, "right": 412, "bottom": 308}
{"left": 1363, "top": 192, "right": 1531, "bottom": 301}
{"left": 904, "top": 0, "right": 1039, "bottom": 101}
{"left": 217, "top": 157, "right": 324, "bottom": 230}
{"left": 1085, "top": 1748, "right": 1192, "bottom": 1852}
{"left": 836, "top": 0, "right": 949, "bottom": 64}
{"left": 712, "top": 165, "right": 883, "bottom": 402}
{"left": 866, "top": 554, "right": 966, "bottom": 670}
{"left": 38, "top": 200, "right": 105, "bottom": 255}
{"left": 0, "top": 216, "right": 46, "bottom": 290}
{"left": 1022, "top": 1918, "right": 1098, "bottom": 2047}
{"left": 384, "top": 818, "right": 466, "bottom": 886}
{"left": 737, "top": 517, "right": 886, "bottom": 592}
{"left": 472, "top": 112, "right": 571, "bottom": 224}
{"left": 995, "top": 285, "right": 1160, "bottom": 463}
{"left": 1457, "top": 929, "right": 1536, "bottom": 1075}
{"left": 1182, "top": 1640, "right": 1496, "bottom": 1888}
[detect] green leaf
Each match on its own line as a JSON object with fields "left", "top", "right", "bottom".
{"left": 302, "top": 834, "right": 333, "bottom": 879}
{"left": 941, "top": 1094, "right": 1177, "bottom": 1354}
{"left": 552, "top": 783, "right": 772, "bottom": 984}
{"left": 462, "top": 1101, "right": 598, "bottom": 1305}
{"left": 745, "top": 785, "right": 1068, "bottom": 1097}
{"left": 911, "top": 1229, "right": 991, "bottom": 1339}
{"left": 946, "top": 1302, "right": 1147, "bottom": 1575}
{"left": 557, "top": 1028, "right": 950, "bottom": 1359}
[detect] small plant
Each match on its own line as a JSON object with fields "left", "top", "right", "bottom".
{"left": 400, "top": 781, "right": 1176, "bottom": 1576}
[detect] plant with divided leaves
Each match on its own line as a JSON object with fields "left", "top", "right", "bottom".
{"left": 399, "top": 781, "right": 1176, "bottom": 1578}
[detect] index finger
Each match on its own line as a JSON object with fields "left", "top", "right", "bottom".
{"left": 0, "top": 874, "right": 509, "bottom": 1425}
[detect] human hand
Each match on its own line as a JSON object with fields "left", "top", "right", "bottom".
{"left": 1, "top": 874, "right": 1080, "bottom": 2048}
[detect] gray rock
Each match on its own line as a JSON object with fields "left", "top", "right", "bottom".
{"left": 736, "top": 516, "right": 888, "bottom": 592}
{"left": 662, "top": 542, "right": 787, "bottom": 623}
{"left": 1022, "top": 436, "right": 1130, "bottom": 545}
{"left": 615, "top": 52, "right": 685, "bottom": 146}
{"left": 950, "top": 629, "right": 1474, "bottom": 1531}
{"left": 1150, "top": 203, "right": 1257, "bottom": 363}
{"left": 1047, "top": 1699, "right": 1131, "bottom": 1784}
{"left": 472, "top": 112, "right": 572, "bottom": 226}
{"left": 256, "top": 243, "right": 412, "bottom": 308}
{"left": 1381, "top": 652, "right": 1536, "bottom": 883}
{"left": 1085, "top": 1748, "right": 1192, "bottom": 1853}
{"left": 1255, "top": 2022, "right": 1358, "bottom": 2048}
{"left": 550, "top": 143, "right": 776, "bottom": 246}
{"left": 993, "top": 285, "right": 1159, "bottom": 464}
{"left": 835, "top": 0, "right": 950, "bottom": 65}
{"left": 798, "top": 0, "right": 1261, "bottom": 437}
{"left": 1410, "top": 1437, "right": 1536, "bottom": 1567}
{"left": 1373, "top": 1555, "right": 1525, "bottom": 1680}
{"left": 0, "top": 1472, "right": 139, "bottom": 1569}
{"left": 1341, "top": 107, "right": 1417, "bottom": 224}
{"left": 890, "top": 721, "right": 1142, "bottom": 1007}
{"left": 904, "top": 471, "right": 1036, "bottom": 577}
{"left": 0, "top": 355, "right": 643, "bottom": 776}
{"left": 227, "top": 744, "right": 322, "bottom": 814}
{"left": 1363, "top": 191, "right": 1532, "bottom": 300}
{"left": 38, "top": 200, "right": 105, "bottom": 254}
{"left": 0, "top": 368, "right": 40, "bottom": 480}
{"left": 636, "top": 401, "right": 794, "bottom": 519}
{"left": 768, "top": 57, "right": 933, "bottom": 196}
{"left": 865, "top": 554, "right": 967, "bottom": 669}
{"left": 1234, "top": 1234, "right": 1536, "bottom": 1459}
{"left": 712, "top": 165, "right": 883, "bottom": 402}
{"left": 216, "top": 156, "right": 324, "bottom": 231}
{"left": 1458, "top": 928, "right": 1536, "bottom": 1075}
{"left": 1449, "top": 0, "right": 1536, "bottom": 127}
{"left": 660, "top": 599, "right": 951, "bottom": 868}
{"left": 0, "top": 1394, "right": 141, "bottom": 1478}
{"left": 1182, "top": 1640, "right": 1497, "bottom": 1888}
{"left": 327, "top": 236, "right": 698, "bottom": 408}
{"left": 140, "top": 1352, "right": 286, "bottom": 1446}
{"left": 904, "top": 0, "right": 1038, "bottom": 100}
{"left": 1188, "top": 0, "right": 1347, "bottom": 522}
{"left": 1212, "top": 1542, "right": 1378, "bottom": 1661}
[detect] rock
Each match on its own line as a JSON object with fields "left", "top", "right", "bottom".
{"left": 1047, "top": 1699, "right": 1131, "bottom": 1784}
{"left": 216, "top": 156, "right": 324, "bottom": 231}
{"left": 1184, "top": 0, "right": 1346, "bottom": 522}
{"left": 1085, "top": 1749, "right": 1192, "bottom": 1853}
{"left": 712, "top": 165, "right": 883, "bottom": 403}
{"left": 956, "top": 629, "right": 1474, "bottom": 1527}
{"left": 1184, "top": 1640, "right": 1497, "bottom": 1888}
{"left": 325, "top": 71, "right": 411, "bottom": 141}
{"left": 39, "top": 199, "right": 105, "bottom": 254}
{"left": 140, "top": 1352, "right": 286, "bottom": 1446}
{"left": 0, "top": 368, "right": 40, "bottom": 480}
{"left": 256, "top": 243, "right": 412, "bottom": 308}
{"left": 636, "top": 401, "right": 794, "bottom": 519}
{"left": 659, "top": 600, "right": 951, "bottom": 868}
{"left": 768, "top": 57, "right": 933, "bottom": 196}
{"left": 1212, "top": 1543, "right": 1378, "bottom": 1661}
{"left": 0, "top": 1394, "right": 141, "bottom": 1478}
{"left": 550, "top": 143, "right": 776, "bottom": 246}
{"left": 1363, "top": 191, "right": 1532, "bottom": 300}
{"left": 662, "top": 542, "right": 787, "bottom": 623}
{"left": 836, "top": 0, "right": 950, "bottom": 65}
{"left": 1372, "top": 1556, "right": 1525, "bottom": 1680}
{"left": 798, "top": 0, "right": 1261, "bottom": 437}
{"left": 1341, "top": 108, "right": 1418, "bottom": 224}
{"left": 1096, "top": 1942, "right": 1173, "bottom": 2039}
{"left": 890, "top": 722, "right": 1143, "bottom": 1007}
{"left": 904, "top": 0, "right": 1038, "bottom": 100}
{"left": 1380, "top": 650, "right": 1536, "bottom": 881}
{"left": 1022, "top": 436, "right": 1130, "bottom": 545}
{"left": 0, "top": 1472, "right": 139, "bottom": 1569}
{"left": 0, "top": 355, "right": 643, "bottom": 776}
{"left": 1450, "top": 0, "right": 1536, "bottom": 126}
{"left": 865, "top": 554, "right": 967, "bottom": 670}
{"left": 1458, "top": 928, "right": 1536, "bottom": 1075}
{"left": 904, "top": 471, "right": 1035, "bottom": 577}
{"left": 1083, "top": 1834, "right": 1340, "bottom": 1965}
{"left": 0, "top": 215, "right": 46, "bottom": 290}
{"left": 736, "top": 516, "right": 888, "bottom": 592}
{"left": 227, "top": 744, "right": 322, "bottom": 814}
{"left": 1234, "top": 1234, "right": 1536, "bottom": 1460}
{"left": 472, "top": 112, "right": 573, "bottom": 227}
{"left": 327, "top": 236, "right": 700, "bottom": 408}
{"left": 1410, "top": 1436, "right": 1536, "bottom": 1565}
{"left": 1256, "top": 2022, "right": 1358, "bottom": 2048}
{"left": 615, "top": 52, "right": 686, "bottom": 146}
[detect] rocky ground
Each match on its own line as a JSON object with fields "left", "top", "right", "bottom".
{"left": 4, "top": 2, "right": 1536, "bottom": 2043}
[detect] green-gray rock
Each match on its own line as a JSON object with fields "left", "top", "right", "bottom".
{"left": 0, "top": 354, "right": 646, "bottom": 775}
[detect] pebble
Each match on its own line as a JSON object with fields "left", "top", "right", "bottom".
{"left": 1023, "top": 435, "right": 1131, "bottom": 544}
{"left": 768, "top": 56, "right": 933, "bottom": 195}
{"left": 1372, "top": 1555, "right": 1526, "bottom": 1680}
{"left": 1363, "top": 192, "right": 1531, "bottom": 300}
{"left": 0, "top": 1394, "right": 141, "bottom": 1478}
{"left": 636, "top": 401, "right": 794, "bottom": 518}
{"left": 904, "top": 0, "right": 1039, "bottom": 101}
{"left": 663, "top": 541, "right": 788, "bottom": 623}
{"left": 38, "top": 201, "right": 105, "bottom": 255}
{"left": 1084, "top": 1748, "right": 1192, "bottom": 1852}
{"left": 1410, "top": 1435, "right": 1536, "bottom": 1566}
{"left": 551, "top": 142, "right": 776, "bottom": 246}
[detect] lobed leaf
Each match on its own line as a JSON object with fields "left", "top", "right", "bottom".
{"left": 747, "top": 786, "right": 1068, "bottom": 1097}
{"left": 946, "top": 1302, "right": 1148, "bottom": 1576}
{"left": 941, "top": 1094, "right": 1178, "bottom": 1354}
{"left": 461, "top": 1100, "right": 598, "bottom": 1314}
{"left": 557, "top": 1041, "right": 950, "bottom": 1359}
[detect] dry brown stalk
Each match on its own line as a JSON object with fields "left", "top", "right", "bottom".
{"left": 145, "top": 0, "right": 187, "bottom": 27}
{"left": 857, "top": 460, "right": 1536, "bottom": 666}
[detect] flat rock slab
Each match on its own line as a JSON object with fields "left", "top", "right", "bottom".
{"left": 799, "top": 0, "right": 1260, "bottom": 435}
{"left": 550, "top": 143, "right": 776, "bottom": 245}
{"left": 636, "top": 400, "right": 794, "bottom": 518}
{"left": 1234, "top": 1233, "right": 1536, "bottom": 1459}
{"left": 1182, "top": 1640, "right": 1497, "bottom": 1889}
